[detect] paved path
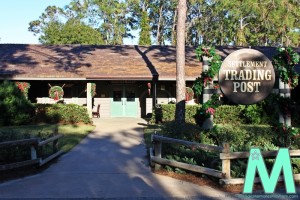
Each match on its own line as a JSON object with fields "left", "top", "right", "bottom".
{"left": 0, "top": 118, "right": 239, "bottom": 199}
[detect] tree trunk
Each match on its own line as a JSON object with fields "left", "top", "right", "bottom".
{"left": 175, "top": 0, "right": 187, "bottom": 124}
{"left": 171, "top": 9, "right": 177, "bottom": 45}
{"left": 156, "top": 1, "right": 163, "bottom": 45}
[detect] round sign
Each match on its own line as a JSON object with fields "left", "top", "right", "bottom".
{"left": 219, "top": 49, "right": 275, "bottom": 105}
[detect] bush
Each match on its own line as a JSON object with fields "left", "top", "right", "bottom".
{"left": 151, "top": 104, "right": 201, "bottom": 124}
{"left": 0, "top": 81, "right": 35, "bottom": 126}
{"left": 35, "top": 104, "right": 91, "bottom": 124}
{"left": 214, "top": 105, "right": 244, "bottom": 125}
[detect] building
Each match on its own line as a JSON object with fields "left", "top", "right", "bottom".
{"left": 0, "top": 44, "right": 299, "bottom": 118}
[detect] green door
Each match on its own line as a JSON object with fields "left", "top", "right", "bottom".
{"left": 111, "top": 85, "right": 138, "bottom": 117}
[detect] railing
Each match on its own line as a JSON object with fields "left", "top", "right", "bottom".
{"left": 150, "top": 134, "right": 224, "bottom": 179}
{"left": 150, "top": 134, "right": 300, "bottom": 185}
{"left": 219, "top": 145, "right": 300, "bottom": 185}
{"left": 0, "top": 133, "right": 64, "bottom": 171}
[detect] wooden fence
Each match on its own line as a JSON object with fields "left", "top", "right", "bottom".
{"left": 0, "top": 134, "right": 64, "bottom": 171}
{"left": 150, "top": 134, "right": 300, "bottom": 185}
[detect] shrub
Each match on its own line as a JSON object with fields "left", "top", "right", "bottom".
{"left": 242, "top": 104, "right": 263, "bottom": 124}
{"left": 34, "top": 104, "right": 91, "bottom": 124}
{"left": 0, "top": 81, "right": 35, "bottom": 126}
{"left": 205, "top": 124, "right": 276, "bottom": 151}
{"left": 160, "top": 121, "right": 202, "bottom": 141}
{"left": 214, "top": 105, "right": 244, "bottom": 125}
{"left": 151, "top": 104, "right": 201, "bottom": 124}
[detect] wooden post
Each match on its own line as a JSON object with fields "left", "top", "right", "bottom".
{"left": 31, "top": 145, "right": 37, "bottom": 160}
{"left": 202, "top": 56, "right": 211, "bottom": 104}
{"left": 53, "top": 127, "right": 58, "bottom": 152}
{"left": 87, "top": 83, "right": 92, "bottom": 118}
{"left": 222, "top": 143, "right": 231, "bottom": 179}
{"left": 279, "top": 79, "right": 285, "bottom": 124}
{"left": 285, "top": 83, "right": 291, "bottom": 126}
{"left": 154, "top": 139, "right": 162, "bottom": 171}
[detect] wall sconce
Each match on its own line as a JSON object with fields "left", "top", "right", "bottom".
{"left": 161, "top": 85, "right": 165, "bottom": 91}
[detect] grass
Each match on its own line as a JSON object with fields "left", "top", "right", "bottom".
{"left": 143, "top": 124, "right": 161, "bottom": 150}
{"left": 0, "top": 124, "right": 95, "bottom": 153}
{"left": 0, "top": 123, "right": 95, "bottom": 182}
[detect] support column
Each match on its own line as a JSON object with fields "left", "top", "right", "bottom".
{"left": 87, "top": 82, "right": 92, "bottom": 118}
{"left": 152, "top": 75, "right": 158, "bottom": 108}
{"left": 279, "top": 79, "right": 285, "bottom": 124}
{"left": 202, "top": 56, "right": 211, "bottom": 104}
{"left": 285, "top": 83, "right": 291, "bottom": 126}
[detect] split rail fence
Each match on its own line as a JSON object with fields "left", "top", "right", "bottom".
{"left": 0, "top": 133, "right": 64, "bottom": 171}
{"left": 150, "top": 134, "right": 300, "bottom": 185}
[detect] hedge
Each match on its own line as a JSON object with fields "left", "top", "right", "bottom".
{"left": 150, "top": 104, "right": 201, "bottom": 124}
{"left": 34, "top": 104, "right": 91, "bottom": 124}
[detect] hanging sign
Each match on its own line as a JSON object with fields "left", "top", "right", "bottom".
{"left": 219, "top": 49, "right": 275, "bottom": 105}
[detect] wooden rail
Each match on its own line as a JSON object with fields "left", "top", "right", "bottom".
{"left": 151, "top": 134, "right": 300, "bottom": 185}
{"left": 151, "top": 134, "right": 224, "bottom": 178}
{"left": 219, "top": 144, "right": 300, "bottom": 185}
{"left": 0, "top": 133, "right": 64, "bottom": 171}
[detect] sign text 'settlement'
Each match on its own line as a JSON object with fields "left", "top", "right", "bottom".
{"left": 219, "top": 49, "right": 275, "bottom": 105}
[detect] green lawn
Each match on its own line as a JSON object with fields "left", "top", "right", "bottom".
{"left": 143, "top": 124, "right": 161, "bottom": 150}
{"left": 0, "top": 124, "right": 95, "bottom": 153}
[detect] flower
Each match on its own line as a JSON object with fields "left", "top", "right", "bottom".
{"left": 206, "top": 107, "right": 215, "bottom": 115}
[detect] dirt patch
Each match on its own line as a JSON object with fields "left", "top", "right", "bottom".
{"left": 154, "top": 169, "right": 294, "bottom": 194}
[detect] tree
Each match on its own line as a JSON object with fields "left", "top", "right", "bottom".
{"left": 29, "top": 5, "right": 104, "bottom": 45}
{"left": 138, "top": 11, "right": 151, "bottom": 45}
{"left": 175, "top": 0, "right": 187, "bottom": 123}
{"left": 37, "top": 19, "right": 104, "bottom": 45}
{"left": 0, "top": 81, "right": 35, "bottom": 126}
{"left": 29, "top": 0, "right": 136, "bottom": 45}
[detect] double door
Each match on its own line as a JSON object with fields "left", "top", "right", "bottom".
{"left": 111, "top": 85, "right": 138, "bottom": 117}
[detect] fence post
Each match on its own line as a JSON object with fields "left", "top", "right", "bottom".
{"left": 31, "top": 145, "right": 37, "bottom": 160}
{"left": 153, "top": 136, "right": 162, "bottom": 171}
{"left": 222, "top": 143, "right": 231, "bottom": 179}
{"left": 53, "top": 128, "right": 59, "bottom": 152}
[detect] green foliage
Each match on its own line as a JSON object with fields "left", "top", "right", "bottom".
{"left": 197, "top": 94, "right": 223, "bottom": 125}
{"left": 160, "top": 121, "right": 202, "bottom": 141}
{"left": 0, "top": 81, "right": 35, "bottom": 127}
{"left": 214, "top": 105, "right": 244, "bottom": 125}
{"left": 39, "top": 19, "right": 104, "bottom": 45}
{"left": 242, "top": 104, "right": 263, "bottom": 124}
{"left": 0, "top": 124, "right": 94, "bottom": 165}
{"left": 34, "top": 104, "right": 91, "bottom": 124}
{"left": 138, "top": 11, "right": 151, "bottom": 45}
{"left": 272, "top": 47, "right": 300, "bottom": 88}
{"left": 193, "top": 46, "right": 222, "bottom": 96}
{"left": 151, "top": 104, "right": 201, "bottom": 124}
{"left": 28, "top": 1, "right": 300, "bottom": 46}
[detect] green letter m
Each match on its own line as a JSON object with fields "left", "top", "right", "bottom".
{"left": 243, "top": 148, "right": 295, "bottom": 194}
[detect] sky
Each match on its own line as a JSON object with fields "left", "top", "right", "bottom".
{"left": 0, "top": 0, "right": 137, "bottom": 44}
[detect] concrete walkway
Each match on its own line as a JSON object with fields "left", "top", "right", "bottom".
{"left": 0, "top": 118, "right": 239, "bottom": 199}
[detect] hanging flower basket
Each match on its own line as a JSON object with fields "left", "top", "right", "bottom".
{"left": 49, "top": 86, "right": 64, "bottom": 100}
{"left": 16, "top": 82, "right": 30, "bottom": 98}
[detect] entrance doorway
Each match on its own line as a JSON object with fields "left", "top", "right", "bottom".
{"left": 111, "top": 85, "right": 138, "bottom": 117}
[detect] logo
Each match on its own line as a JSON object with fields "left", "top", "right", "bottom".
{"left": 243, "top": 148, "right": 296, "bottom": 194}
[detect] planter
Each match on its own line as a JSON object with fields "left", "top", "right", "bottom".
{"left": 202, "top": 114, "right": 213, "bottom": 130}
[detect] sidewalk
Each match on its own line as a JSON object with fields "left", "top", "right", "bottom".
{"left": 0, "top": 118, "right": 238, "bottom": 199}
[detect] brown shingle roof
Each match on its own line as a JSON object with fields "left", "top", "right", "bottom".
{"left": 0, "top": 44, "right": 299, "bottom": 81}
{"left": 0, "top": 44, "right": 200, "bottom": 81}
